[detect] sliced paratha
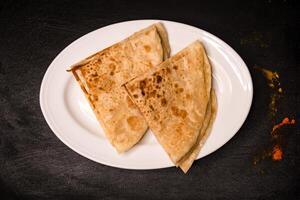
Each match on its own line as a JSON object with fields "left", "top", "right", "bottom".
{"left": 179, "top": 90, "right": 217, "bottom": 173}
{"left": 125, "top": 41, "right": 210, "bottom": 164}
{"left": 177, "top": 44, "right": 217, "bottom": 172}
{"left": 68, "top": 23, "right": 170, "bottom": 153}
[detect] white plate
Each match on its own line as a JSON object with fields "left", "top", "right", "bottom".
{"left": 40, "top": 20, "right": 253, "bottom": 169}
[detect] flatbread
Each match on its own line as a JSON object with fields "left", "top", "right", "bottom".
{"left": 177, "top": 44, "right": 215, "bottom": 172}
{"left": 179, "top": 90, "right": 217, "bottom": 173}
{"left": 68, "top": 23, "right": 170, "bottom": 153}
{"left": 125, "top": 41, "right": 210, "bottom": 164}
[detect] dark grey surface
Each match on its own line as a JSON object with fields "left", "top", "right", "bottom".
{"left": 0, "top": 0, "right": 299, "bottom": 199}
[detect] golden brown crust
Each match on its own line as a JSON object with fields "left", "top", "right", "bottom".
{"left": 125, "top": 41, "right": 210, "bottom": 163}
{"left": 179, "top": 90, "right": 217, "bottom": 173}
{"left": 154, "top": 23, "right": 171, "bottom": 60}
{"left": 176, "top": 43, "right": 214, "bottom": 171}
{"left": 68, "top": 23, "right": 170, "bottom": 153}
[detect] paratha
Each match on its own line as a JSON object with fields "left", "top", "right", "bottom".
{"left": 68, "top": 23, "right": 170, "bottom": 153}
{"left": 125, "top": 41, "right": 210, "bottom": 164}
{"left": 179, "top": 90, "right": 217, "bottom": 173}
{"left": 177, "top": 44, "right": 216, "bottom": 172}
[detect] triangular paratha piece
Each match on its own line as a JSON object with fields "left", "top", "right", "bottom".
{"left": 68, "top": 23, "right": 170, "bottom": 153}
{"left": 125, "top": 41, "right": 210, "bottom": 164}
{"left": 177, "top": 44, "right": 217, "bottom": 172}
{"left": 179, "top": 90, "right": 217, "bottom": 173}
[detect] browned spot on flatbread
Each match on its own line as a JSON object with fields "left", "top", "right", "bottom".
{"left": 173, "top": 65, "right": 178, "bottom": 70}
{"left": 144, "top": 45, "right": 151, "bottom": 52}
{"left": 109, "top": 63, "right": 116, "bottom": 71}
{"left": 127, "top": 116, "right": 143, "bottom": 131}
{"left": 166, "top": 67, "right": 171, "bottom": 74}
{"left": 109, "top": 63, "right": 116, "bottom": 76}
{"left": 171, "top": 106, "right": 187, "bottom": 118}
{"left": 153, "top": 114, "right": 160, "bottom": 121}
{"left": 140, "top": 79, "right": 147, "bottom": 96}
{"left": 161, "top": 98, "right": 167, "bottom": 106}
{"left": 147, "top": 84, "right": 153, "bottom": 91}
{"left": 156, "top": 75, "right": 162, "bottom": 83}
{"left": 175, "top": 87, "right": 184, "bottom": 94}
{"left": 126, "top": 96, "right": 135, "bottom": 108}
{"left": 127, "top": 84, "right": 136, "bottom": 92}
{"left": 140, "top": 80, "right": 146, "bottom": 88}
{"left": 148, "top": 90, "right": 156, "bottom": 98}
{"left": 149, "top": 105, "right": 154, "bottom": 111}
{"left": 92, "top": 95, "right": 98, "bottom": 101}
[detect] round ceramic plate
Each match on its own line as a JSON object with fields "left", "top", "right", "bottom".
{"left": 40, "top": 20, "right": 253, "bottom": 169}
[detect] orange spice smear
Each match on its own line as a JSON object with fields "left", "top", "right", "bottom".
{"left": 253, "top": 67, "right": 296, "bottom": 165}
{"left": 272, "top": 145, "right": 283, "bottom": 161}
{"left": 270, "top": 117, "right": 296, "bottom": 161}
{"left": 253, "top": 117, "right": 296, "bottom": 164}
{"left": 272, "top": 117, "right": 296, "bottom": 134}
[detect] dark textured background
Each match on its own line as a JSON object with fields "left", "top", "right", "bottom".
{"left": 0, "top": 0, "right": 299, "bottom": 199}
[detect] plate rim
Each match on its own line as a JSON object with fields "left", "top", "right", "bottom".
{"left": 40, "top": 19, "right": 253, "bottom": 170}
